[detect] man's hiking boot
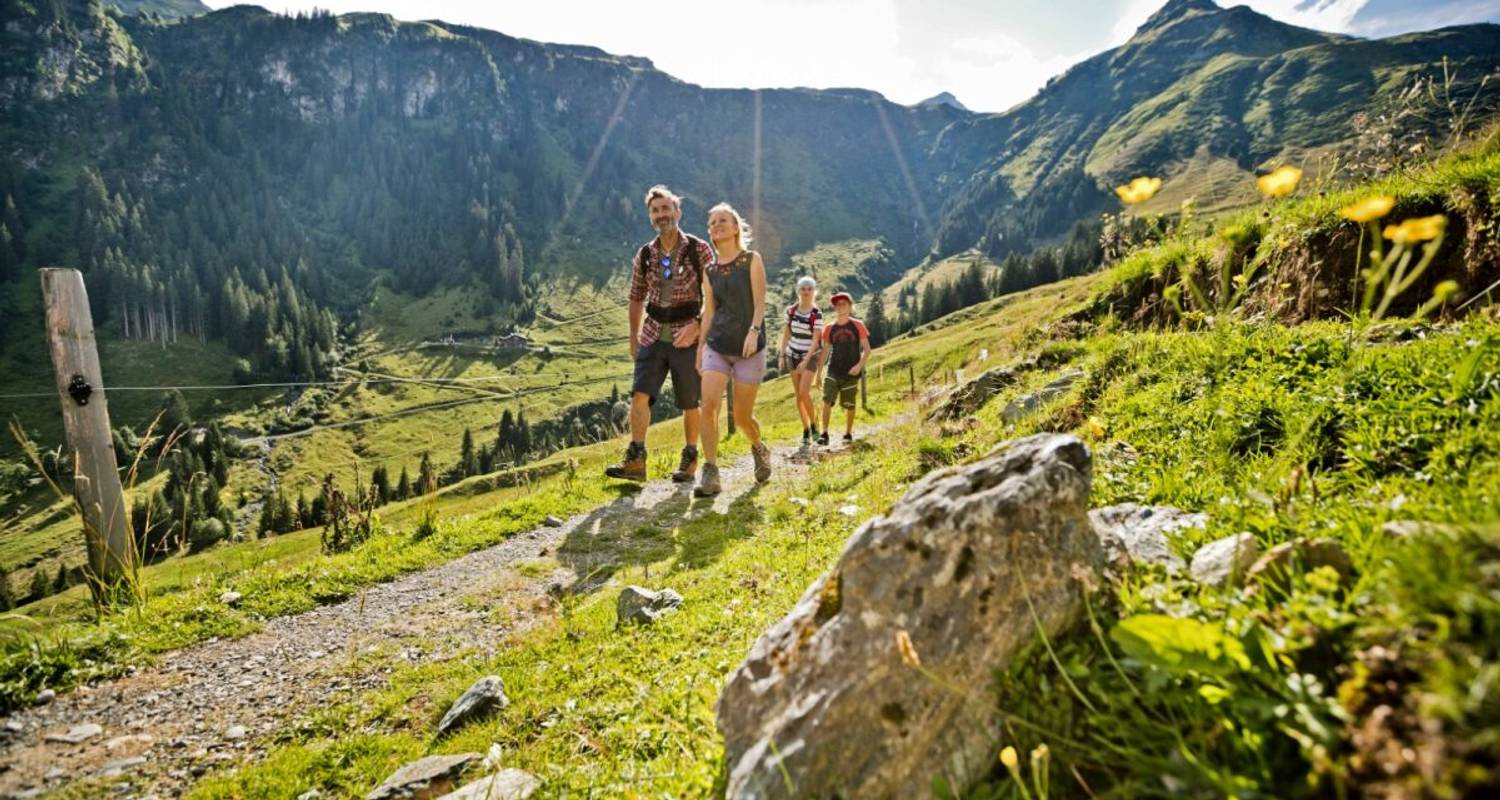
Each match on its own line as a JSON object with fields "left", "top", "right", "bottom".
{"left": 817, "top": 432, "right": 830, "bottom": 447}
{"left": 694, "top": 462, "right": 722, "bottom": 497}
{"left": 801, "top": 428, "right": 811, "bottom": 447}
{"left": 751, "top": 442, "right": 772, "bottom": 483}
{"left": 671, "top": 446, "right": 699, "bottom": 483}
{"left": 604, "top": 442, "right": 647, "bottom": 482}
{"left": 843, "top": 433, "right": 854, "bottom": 445}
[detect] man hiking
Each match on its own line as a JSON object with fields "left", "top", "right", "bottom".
{"left": 818, "top": 291, "right": 870, "bottom": 446}
{"left": 605, "top": 185, "right": 715, "bottom": 483}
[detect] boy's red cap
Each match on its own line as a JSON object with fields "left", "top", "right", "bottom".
{"left": 829, "top": 292, "right": 854, "bottom": 307}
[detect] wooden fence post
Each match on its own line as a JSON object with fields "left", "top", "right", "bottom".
{"left": 40, "top": 268, "right": 134, "bottom": 590}
{"left": 726, "top": 377, "right": 736, "bottom": 437}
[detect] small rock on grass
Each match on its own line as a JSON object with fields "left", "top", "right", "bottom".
{"left": 367, "top": 753, "right": 478, "bottom": 800}
{"left": 34, "top": 689, "right": 55, "bottom": 706}
{"left": 1089, "top": 503, "right": 1203, "bottom": 572}
{"left": 438, "top": 769, "right": 541, "bottom": 800}
{"left": 1245, "top": 537, "right": 1354, "bottom": 590}
{"left": 219, "top": 590, "right": 243, "bottom": 606}
{"left": 542, "top": 515, "right": 565, "bottom": 528}
{"left": 44, "top": 722, "right": 103, "bottom": 745}
{"left": 1189, "top": 532, "right": 1259, "bottom": 588}
{"left": 617, "top": 586, "right": 683, "bottom": 625}
{"left": 437, "top": 676, "right": 509, "bottom": 737}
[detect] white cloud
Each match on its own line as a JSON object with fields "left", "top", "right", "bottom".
{"left": 1110, "top": 0, "right": 1173, "bottom": 43}
{"left": 909, "top": 31, "right": 1092, "bottom": 111}
{"left": 1238, "top": 0, "right": 1370, "bottom": 32}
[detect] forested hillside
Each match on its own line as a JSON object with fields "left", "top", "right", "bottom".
{"left": 2, "top": 0, "right": 1496, "bottom": 384}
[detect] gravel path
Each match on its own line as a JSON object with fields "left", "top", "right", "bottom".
{"left": 0, "top": 437, "right": 837, "bottom": 798}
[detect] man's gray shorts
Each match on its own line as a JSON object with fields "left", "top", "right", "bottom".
{"left": 632, "top": 339, "right": 701, "bottom": 409}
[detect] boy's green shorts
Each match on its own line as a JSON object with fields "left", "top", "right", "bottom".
{"left": 823, "top": 376, "right": 859, "bottom": 409}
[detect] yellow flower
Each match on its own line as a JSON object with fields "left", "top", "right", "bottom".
{"left": 895, "top": 629, "right": 921, "bottom": 668}
{"left": 1115, "top": 176, "right": 1162, "bottom": 205}
{"left": 1433, "top": 280, "right": 1460, "bottom": 302}
{"left": 1000, "top": 746, "right": 1019, "bottom": 771}
{"left": 1383, "top": 215, "right": 1447, "bottom": 244}
{"left": 1085, "top": 416, "right": 1106, "bottom": 439}
{"left": 1339, "top": 195, "right": 1395, "bottom": 223}
{"left": 1256, "top": 165, "right": 1302, "bottom": 199}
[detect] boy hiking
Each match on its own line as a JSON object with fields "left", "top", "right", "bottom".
{"left": 818, "top": 292, "right": 870, "bottom": 446}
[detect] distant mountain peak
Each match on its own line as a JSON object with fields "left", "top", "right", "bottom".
{"left": 915, "top": 92, "right": 970, "bottom": 112}
{"left": 1137, "top": 0, "right": 1220, "bottom": 34}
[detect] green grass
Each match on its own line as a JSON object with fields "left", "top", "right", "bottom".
{"left": 178, "top": 138, "right": 1500, "bottom": 797}
{"left": 1094, "top": 125, "right": 1500, "bottom": 323}
{"left": 183, "top": 289, "right": 1497, "bottom": 798}
{"left": 8, "top": 136, "right": 1500, "bottom": 796}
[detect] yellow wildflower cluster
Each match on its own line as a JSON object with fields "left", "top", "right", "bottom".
{"left": 1256, "top": 165, "right": 1302, "bottom": 198}
{"left": 1383, "top": 214, "right": 1447, "bottom": 244}
{"left": 1114, "top": 176, "right": 1162, "bottom": 205}
{"left": 1339, "top": 194, "right": 1395, "bottom": 223}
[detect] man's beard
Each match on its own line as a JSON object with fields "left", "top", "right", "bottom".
{"left": 653, "top": 217, "right": 676, "bottom": 233}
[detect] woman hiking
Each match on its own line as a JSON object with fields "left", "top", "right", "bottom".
{"left": 779, "top": 276, "right": 824, "bottom": 447}
{"left": 694, "top": 203, "right": 771, "bottom": 497}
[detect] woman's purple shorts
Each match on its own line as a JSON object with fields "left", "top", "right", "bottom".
{"left": 702, "top": 347, "right": 765, "bottom": 384}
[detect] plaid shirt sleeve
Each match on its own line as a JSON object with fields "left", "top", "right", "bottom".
{"left": 628, "top": 247, "right": 648, "bottom": 303}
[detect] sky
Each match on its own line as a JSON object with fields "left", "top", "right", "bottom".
{"left": 203, "top": 0, "right": 1500, "bottom": 112}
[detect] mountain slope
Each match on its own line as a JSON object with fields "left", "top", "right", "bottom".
{"left": 1, "top": 0, "right": 1496, "bottom": 373}
{"left": 105, "top": 0, "right": 208, "bottom": 17}
{"left": 929, "top": 0, "right": 1500, "bottom": 256}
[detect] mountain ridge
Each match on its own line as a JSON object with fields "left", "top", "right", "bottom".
{"left": 0, "top": 0, "right": 1495, "bottom": 379}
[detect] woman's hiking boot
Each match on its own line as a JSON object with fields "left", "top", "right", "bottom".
{"left": 817, "top": 432, "right": 830, "bottom": 447}
{"left": 752, "top": 442, "right": 772, "bottom": 483}
{"left": 801, "top": 427, "right": 811, "bottom": 447}
{"left": 843, "top": 433, "right": 854, "bottom": 445}
{"left": 604, "top": 442, "right": 647, "bottom": 482}
{"left": 694, "top": 462, "right": 722, "bottom": 497}
{"left": 671, "top": 445, "right": 699, "bottom": 483}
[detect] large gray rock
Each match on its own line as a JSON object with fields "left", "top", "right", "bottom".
{"left": 617, "top": 586, "right": 683, "bottom": 625}
{"left": 1002, "top": 370, "right": 1084, "bottom": 422}
{"left": 1189, "top": 532, "right": 1260, "bottom": 588}
{"left": 716, "top": 434, "right": 1103, "bottom": 799}
{"left": 367, "top": 753, "right": 478, "bottom": 800}
{"left": 438, "top": 769, "right": 541, "bottom": 799}
{"left": 929, "top": 366, "right": 1021, "bottom": 421}
{"left": 1089, "top": 503, "right": 1204, "bottom": 572}
{"left": 437, "top": 676, "right": 509, "bottom": 737}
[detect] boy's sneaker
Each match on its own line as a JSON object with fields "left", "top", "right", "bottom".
{"left": 751, "top": 442, "right": 772, "bottom": 483}
{"left": 843, "top": 433, "right": 854, "bottom": 445}
{"left": 604, "top": 442, "right": 647, "bottom": 482}
{"left": 817, "top": 432, "right": 830, "bottom": 447}
{"left": 694, "top": 462, "right": 722, "bottom": 497}
{"left": 671, "top": 446, "right": 698, "bottom": 483}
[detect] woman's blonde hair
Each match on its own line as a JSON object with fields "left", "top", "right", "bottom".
{"left": 707, "top": 202, "right": 753, "bottom": 251}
